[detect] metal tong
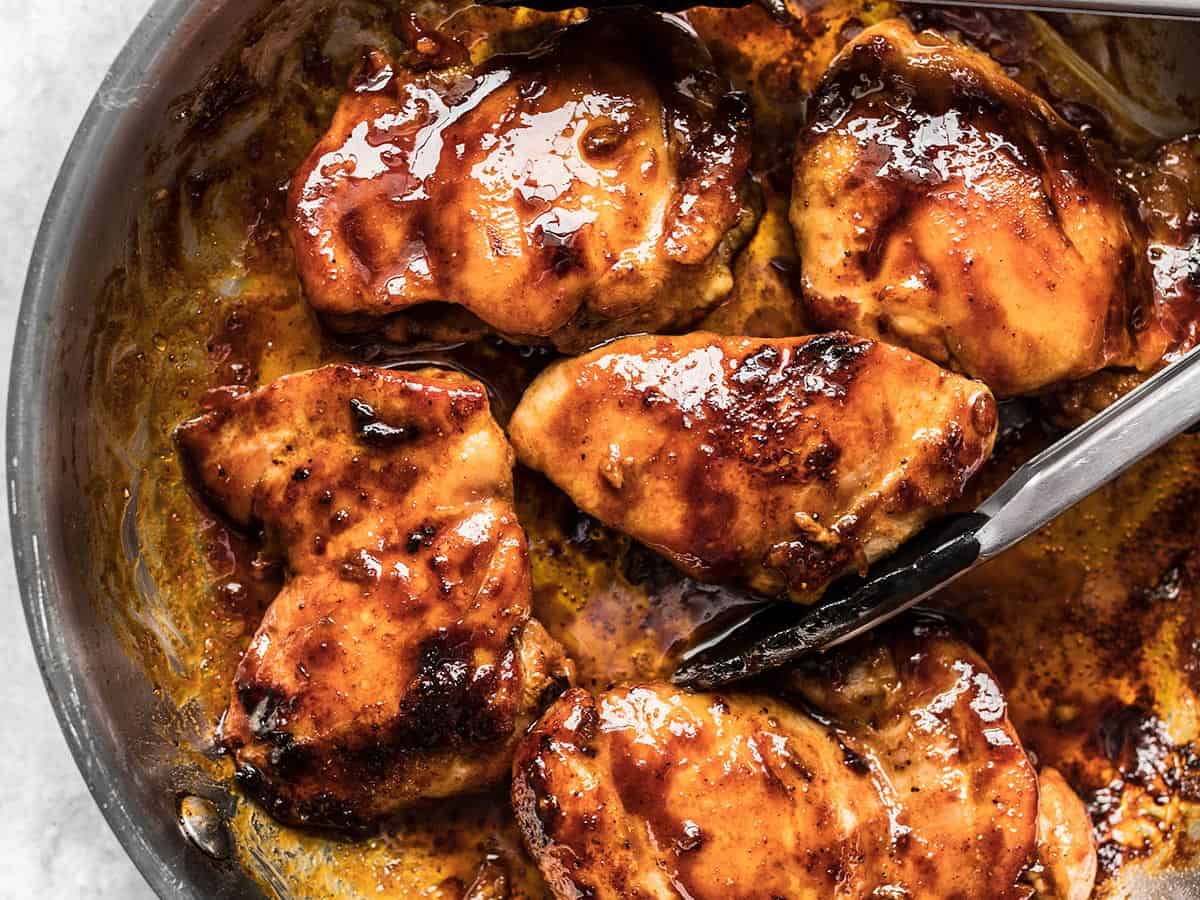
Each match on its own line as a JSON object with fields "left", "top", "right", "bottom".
{"left": 673, "top": 345, "right": 1200, "bottom": 688}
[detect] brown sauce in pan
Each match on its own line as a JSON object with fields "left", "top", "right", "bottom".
{"left": 76, "top": 0, "right": 1200, "bottom": 895}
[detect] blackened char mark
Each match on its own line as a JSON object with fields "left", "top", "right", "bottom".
{"left": 349, "top": 397, "right": 422, "bottom": 446}
{"left": 396, "top": 628, "right": 513, "bottom": 750}
{"left": 781, "top": 332, "right": 873, "bottom": 401}
{"left": 724, "top": 332, "right": 872, "bottom": 436}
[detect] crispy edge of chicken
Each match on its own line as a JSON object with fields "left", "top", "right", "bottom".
{"left": 791, "top": 18, "right": 1146, "bottom": 397}
{"left": 175, "top": 364, "right": 571, "bottom": 827}
{"left": 508, "top": 331, "right": 996, "bottom": 602}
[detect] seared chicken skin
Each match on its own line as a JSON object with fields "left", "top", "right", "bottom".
{"left": 792, "top": 19, "right": 1147, "bottom": 397}
{"left": 176, "top": 365, "right": 571, "bottom": 827}
{"left": 509, "top": 332, "right": 996, "bottom": 601}
{"left": 513, "top": 620, "right": 1054, "bottom": 898}
{"left": 289, "top": 13, "right": 755, "bottom": 352}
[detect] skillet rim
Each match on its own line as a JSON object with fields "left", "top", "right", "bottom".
{"left": 8, "top": 1, "right": 257, "bottom": 896}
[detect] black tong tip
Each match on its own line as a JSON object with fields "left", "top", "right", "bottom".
{"left": 673, "top": 513, "right": 988, "bottom": 689}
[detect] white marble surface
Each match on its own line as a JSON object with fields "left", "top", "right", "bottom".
{"left": 0, "top": 0, "right": 157, "bottom": 896}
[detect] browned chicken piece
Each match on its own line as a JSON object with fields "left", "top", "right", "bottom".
{"left": 1123, "top": 133, "right": 1200, "bottom": 365}
{"left": 288, "top": 13, "right": 755, "bottom": 352}
{"left": 509, "top": 331, "right": 996, "bottom": 602}
{"left": 1035, "top": 767, "right": 1098, "bottom": 900}
{"left": 1043, "top": 135, "right": 1200, "bottom": 426}
{"left": 513, "top": 619, "right": 1043, "bottom": 899}
{"left": 175, "top": 364, "right": 571, "bottom": 827}
{"left": 792, "top": 19, "right": 1148, "bottom": 397}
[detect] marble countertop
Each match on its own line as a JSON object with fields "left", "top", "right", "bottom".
{"left": 0, "top": 1, "right": 157, "bottom": 896}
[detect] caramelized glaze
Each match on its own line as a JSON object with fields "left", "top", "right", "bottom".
{"left": 176, "top": 364, "right": 570, "bottom": 826}
{"left": 513, "top": 620, "right": 1044, "bottom": 898}
{"left": 1122, "top": 134, "right": 1200, "bottom": 365}
{"left": 289, "top": 12, "right": 755, "bottom": 351}
{"left": 510, "top": 331, "right": 996, "bottom": 601}
{"left": 792, "top": 19, "right": 1146, "bottom": 396}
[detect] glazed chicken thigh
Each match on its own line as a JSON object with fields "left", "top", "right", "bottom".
{"left": 176, "top": 365, "right": 570, "bottom": 826}
{"left": 792, "top": 19, "right": 1147, "bottom": 397}
{"left": 513, "top": 619, "right": 1089, "bottom": 898}
{"left": 1033, "top": 134, "right": 1200, "bottom": 425}
{"left": 289, "top": 13, "right": 754, "bottom": 351}
{"left": 1123, "top": 133, "right": 1200, "bottom": 365}
{"left": 509, "top": 332, "right": 996, "bottom": 601}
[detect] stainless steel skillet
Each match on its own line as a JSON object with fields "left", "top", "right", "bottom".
{"left": 12, "top": 6, "right": 285, "bottom": 897}
{"left": 9, "top": 1, "right": 1200, "bottom": 897}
